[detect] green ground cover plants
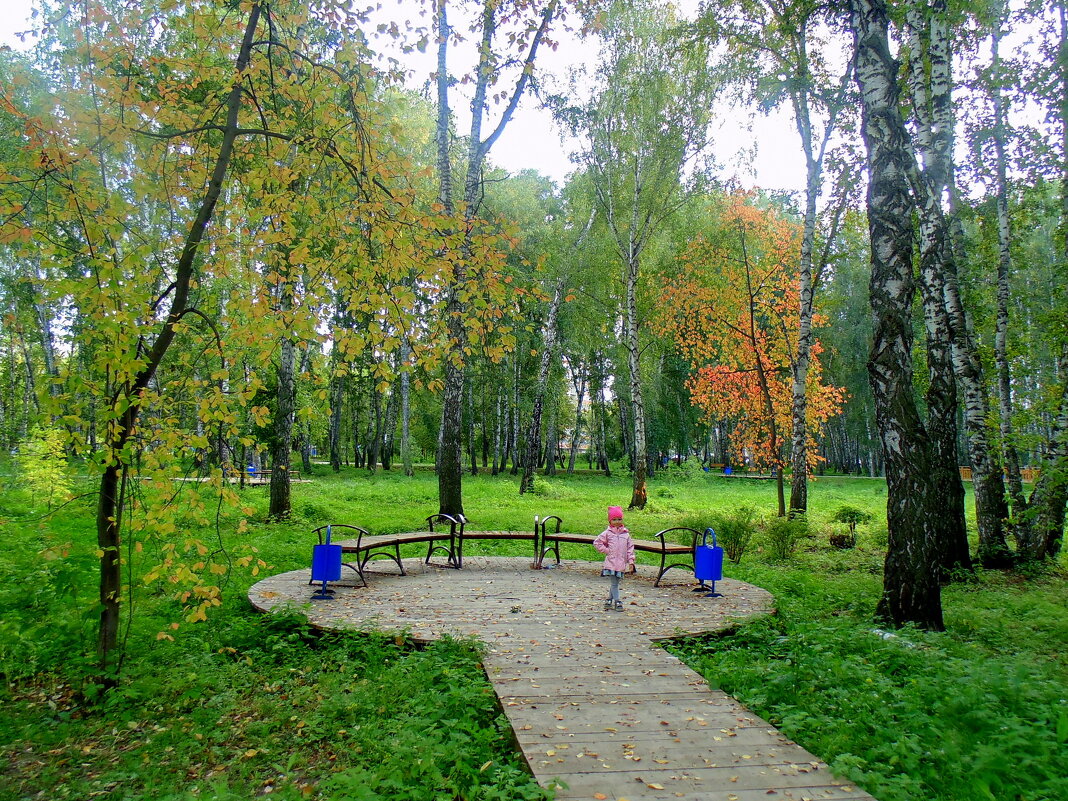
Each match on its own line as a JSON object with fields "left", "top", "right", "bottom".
{"left": 0, "top": 463, "right": 1064, "bottom": 801}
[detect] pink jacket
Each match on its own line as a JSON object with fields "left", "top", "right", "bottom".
{"left": 594, "top": 525, "right": 635, "bottom": 572}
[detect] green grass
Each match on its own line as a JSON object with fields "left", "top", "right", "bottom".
{"left": 0, "top": 463, "right": 1064, "bottom": 801}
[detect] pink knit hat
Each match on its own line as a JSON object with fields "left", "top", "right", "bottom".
{"left": 607, "top": 506, "right": 624, "bottom": 522}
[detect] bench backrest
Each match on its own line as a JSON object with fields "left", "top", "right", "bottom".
{"left": 312, "top": 523, "right": 370, "bottom": 546}
{"left": 426, "top": 513, "right": 465, "bottom": 535}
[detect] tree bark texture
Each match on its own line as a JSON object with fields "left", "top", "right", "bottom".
{"left": 520, "top": 279, "right": 565, "bottom": 493}
{"left": 625, "top": 249, "right": 648, "bottom": 509}
{"left": 901, "top": 1, "right": 971, "bottom": 574}
{"left": 298, "top": 347, "right": 313, "bottom": 475}
{"left": 434, "top": 0, "right": 463, "bottom": 515}
{"left": 400, "top": 340, "right": 413, "bottom": 477}
{"left": 906, "top": 0, "right": 1010, "bottom": 568}
{"left": 269, "top": 278, "right": 295, "bottom": 520}
{"left": 544, "top": 386, "right": 558, "bottom": 476}
{"left": 565, "top": 360, "right": 585, "bottom": 474}
{"left": 851, "top": 0, "right": 943, "bottom": 630}
{"left": 467, "top": 379, "right": 478, "bottom": 475}
{"left": 510, "top": 352, "right": 521, "bottom": 475}
{"left": 366, "top": 376, "right": 382, "bottom": 473}
{"left": 328, "top": 366, "right": 344, "bottom": 473}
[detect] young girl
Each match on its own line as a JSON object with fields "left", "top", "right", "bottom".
{"left": 594, "top": 506, "right": 636, "bottom": 611}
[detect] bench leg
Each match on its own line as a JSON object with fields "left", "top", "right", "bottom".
{"left": 425, "top": 538, "right": 460, "bottom": 569}
{"left": 359, "top": 546, "right": 405, "bottom": 578}
{"left": 655, "top": 551, "right": 668, "bottom": 587}
{"left": 538, "top": 541, "right": 560, "bottom": 568}
{"left": 655, "top": 558, "right": 696, "bottom": 587}
{"left": 344, "top": 561, "right": 368, "bottom": 588}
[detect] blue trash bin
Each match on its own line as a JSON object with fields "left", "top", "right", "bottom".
{"left": 694, "top": 527, "right": 724, "bottom": 597}
{"left": 311, "top": 525, "right": 342, "bottom": 599}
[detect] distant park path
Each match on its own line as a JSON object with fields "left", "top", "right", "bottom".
{"left": 249, "top": 557, "right": 876, "bottom": 801}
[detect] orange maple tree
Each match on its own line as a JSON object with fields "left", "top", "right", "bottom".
{"left": 655, "top": 191, "right": 844, "bottom": 512}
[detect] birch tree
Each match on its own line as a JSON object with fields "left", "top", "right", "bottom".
{"left": 564, "top": 0, "right": 715, "bottom": 508}
{"left": 432, "top": 0, "right": 562, "bottom": 517}
{"left": 849, "top": 0, "right": 944, "bottom": 630}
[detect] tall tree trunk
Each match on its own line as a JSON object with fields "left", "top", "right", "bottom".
{"left": 618, "top": 393, "right": 631, "bottom": 469}
{"left": 366, "top": 377, "right": 382, "bottom": 473}
{"left": 298, "top": 347, "right": 313, "bottom": 475}
{"left": 594, "top": 365, "right": 611, "bottom": 476}
{"left": 492, "top": 388, "right": 502, "bottom": 475}
{"left": 352, "top": 379, "right": 364, "bottom": 469}
{"left": 989, "top": 19, "right": 1027, "bottom": 523}
{"left": 740, "top": 237, "right": 787, "bottom": 517}
{"left": 788, "top": 25, "right": 849, "bottom": 518}
{"left": 328, "top": 363, "right": 344, "bottom": 473}
{"left": 400, "top": 340, "right": 414, "bottom": 477}
{"left": 481, "top": 379, "right": 490, "bottom": 468}
{"left": 544, "top": 381, "right": 558, "bottom": 477}
{"left": 17, "top": 335, "right": 39, "bottom": 417}
{"left": 467, "top": 378, "right": 478, "bottom": 475}
{"left": 624, "top": 247, "right": 647, "bottom": 508}
{"left": 509, "top": 353, "right": 521, "bottom": 475}
{"left": 520, "top": 210, "right": 594, "bottom": 492}
{"left": 434, "top": 0, "right": 464, "bottom": 515}
{"left": 435, "top": 0, "right": 557, "bottom": 516}
{"left": 910, "top": 0, "right": 1010, "bottom": 568}
{"left": 30, "top": 261, "right": 61, "bottom": 404}
{"left": 382, "top": 377, "right": 398, "bottom": 471}
{"left": 269, "top": 279, "right": 296, "bottom": 520}
{"left": 850, "top": 0, "right": 943, "bottom": 630}
{"left": 566, "top": 359, "right": 586, "bottom": 475}
{"left": 902, "top": 0, "right": 971, "bottom": 574}
{"left": 520, "top": 279, "right": 565, "bottom": 493}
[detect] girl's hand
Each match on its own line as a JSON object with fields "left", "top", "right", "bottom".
{"left": 627, "top": 563, "right": 636, "bottom": 574}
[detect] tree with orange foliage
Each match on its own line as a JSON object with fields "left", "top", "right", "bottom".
{"left": 655, "top": 192, "right": 844, "bottom": 517}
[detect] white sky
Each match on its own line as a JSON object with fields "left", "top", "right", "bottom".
{"left": 0, "top": 0, "right": 807, "bottom": 192}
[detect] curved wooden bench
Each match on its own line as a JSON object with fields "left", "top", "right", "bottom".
{"left": 312, "top": 514, "right": 460, "bottom": 586}
{"left": 537, "top": 515, "right": 700, "bottom": 587}
{"left": 454, "top": 514, "right": 539, "bottom": 568}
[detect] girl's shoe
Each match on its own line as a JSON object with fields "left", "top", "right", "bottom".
{"left": 603, "top": 599, "right": 613, "bottom": 611}
{"left": 614, "top": 601, "right": 624, "bottom": 611}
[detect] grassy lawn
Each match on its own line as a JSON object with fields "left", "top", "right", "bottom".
{"left": 0, "top": 464, "right": 1064, "bottom": 801}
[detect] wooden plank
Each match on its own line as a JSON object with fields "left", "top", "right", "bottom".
{"left": 542, "top": 765, "right": 867, "bottom": 797}
{"left": 248, "top": 558, "right": 876, "bottom": 801}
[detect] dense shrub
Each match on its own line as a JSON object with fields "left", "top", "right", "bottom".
{"left": 763, "top": 516, "right": 810, "bottom": 561}
{"left": 707, "top": 506, "right": 756, "bottom": 563}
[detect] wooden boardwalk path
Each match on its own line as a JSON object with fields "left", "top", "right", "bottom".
{"left": 249, "top": 557, "right": 875, "bottom": 801}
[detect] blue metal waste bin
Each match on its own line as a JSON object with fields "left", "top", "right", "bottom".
{"left": 311, "top": 525, "right": 342, "bottom": 599}
{"left": 694, "top": 527, "right": 724, "bottom": 597}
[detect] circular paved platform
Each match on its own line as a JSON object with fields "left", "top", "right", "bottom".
{"left": 247, "top": 556, "right": 775, "bottom": 641}
{"left": 247, "top": 558, "right": 877, "bottom": 801}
